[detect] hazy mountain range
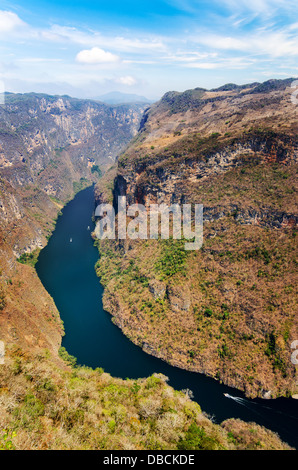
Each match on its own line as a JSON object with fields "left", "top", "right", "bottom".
{"left": 94, "top": 91, "right": 154, "bottom": 105}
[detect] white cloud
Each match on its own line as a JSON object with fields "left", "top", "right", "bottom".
{"left": 41, "top": 25, "right": 166, "bottom": 54}
{"left": 1, "top": 5, "right": 297, "bottom": 98}
{"left": 194, "top": 26, "right": 298, "bottom": 58}
{"left": 212, "top": 0, "right": 297, "bottom": 18}
{"left": 76, "top": 47, "right": 120, "bottom": 64}
{"left": 199, "top": 35, "right": 246, "bottom": 51}
{"left": 168, "top": 0, "right": 296, "bottom": 17}
{"left": 163, "top": 51, "right": 218, "bottom": 63}
{"left": 115, "top": 75, "right": 137, "bottom": 86}
{"left": 17, "top": 58, "right": 63, "bottom": 63}
{"left": 0, "top": 10, "right": 26, "bottom": 33}
{"left": 110, "top": 37, "right": 166, "bottom": 52}
{"left": 184, "top": 57, "right": 255, "bottom": 69}
{"left": 184, "top": 62, "right": 220, "bottom": 69}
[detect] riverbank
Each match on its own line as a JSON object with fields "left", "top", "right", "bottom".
{"left": 1, "top": 345, "right": 294, "bottom": 450}
{"left": 35, "top": 186, "right": 298, "bottom": 449}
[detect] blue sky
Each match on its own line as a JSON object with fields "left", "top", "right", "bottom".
{"left": 0, "top": 0, "right": 297, "bottom": 100}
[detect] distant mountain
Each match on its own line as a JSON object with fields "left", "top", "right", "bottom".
{"left": 95, "top": 91, "right": 153, "bottom": 105}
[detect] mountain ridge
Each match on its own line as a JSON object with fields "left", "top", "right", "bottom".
{"left": 94, "top": 77, "right": 298, "bottom": 399}
{"left": 93, "top": 91, "right": 154, "bottom": 105}
{"left": 0, "top": 92, "right": 146, "bottom": 353}
{"left": 0, "top": 80, "right": 296, "bottom": 450}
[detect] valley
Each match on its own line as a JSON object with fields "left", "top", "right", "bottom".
{"left": 0, "top": 81, "right": 297, "bottom": 450}
{"left": 95, "top": 79, "right": 298, "bottom": 400}
{"left": 0, "top": 92, "right": 146, "bottom": 352}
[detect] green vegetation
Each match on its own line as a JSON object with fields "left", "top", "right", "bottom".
{"left": 178, "top": 423, "right": 221, "bottom": 450}
{"left": 91, "top": 165, "right": 102, "bottom": 178}
{"left": 155, "top": 239, "right": 188, "bottom": 278}
{"left": 0, "top": 348, "right": 291, "bottom": 450}
{"left": 17, "top": 249, "right": 40, "bottom": 268}
{"left": 0, "top": 285, "right": 6, "bottom": 311}
{"left": 0, "top": 430, "right": 16, "bottom": 450}
{"left": 58, "top": 347, "right": 77, "bottom": 367}
{"left": 73, "top": 178, "right": 91, "bottom": 194}
{"left": 265, "top": 332, "right": 287, "bottom": 376}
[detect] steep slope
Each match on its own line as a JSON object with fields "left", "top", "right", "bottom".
{"left": 95, "top": 79, "right": 298, "bottom": 399}
{"left": 0, "top": 86, "right": 294, "bottom": 451}
{"left": 0, "top": 92, "right": 147, "bottom": 352}
{"left": 0, "top": 347, "right": 292, "bottom": 450}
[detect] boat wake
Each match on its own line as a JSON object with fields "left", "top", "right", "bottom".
{"left": 224, "top": 393, "right": 249, "bottom": 405}
{"left": 224, "top": 393, "right": 298, "bottom": 422}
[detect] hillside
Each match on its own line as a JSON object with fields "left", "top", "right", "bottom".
{"left": 0, "top": 85, "right": 295, "bottom": 451}
{"left": 95, "top": 79, "right": 298, "bottom": 399}
{"left": 0, "top": 346, "right": 293, "bottom": 450}
{"left": 0, "top": 92, "right": 146, "bottom": 352}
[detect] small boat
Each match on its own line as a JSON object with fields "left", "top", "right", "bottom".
{"left": 70, "top": 238, "right": 72, "bottom": 243}
{"left": 224, "top": 393, "right": 231, "bottom": 398}
{"left": 87, "top": 226, "right": 90, "bottom": 230}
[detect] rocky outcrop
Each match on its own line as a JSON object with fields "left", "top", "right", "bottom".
{"left": 0, "top": 92, "right": 146, "bottom": 353}
{"left": 167, "top": 285, "right": 191, "bottom": 312}
{"left": 0, "top": 93, "right": 146, "bottom": 265}
{"left": 149, "top": 279, "right": 166, "bottom": 300}
{"left": 95, "top": 79, "right": 298, "bottom": 399}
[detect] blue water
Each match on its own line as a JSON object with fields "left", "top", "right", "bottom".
{"left": 36, "top": 186, "right": 298, "bottom": 449}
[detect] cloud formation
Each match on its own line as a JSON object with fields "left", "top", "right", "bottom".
{"left": 0, "top": 10, "right": 26, "bottom": 33}
{"left": 0, "top": 3, "right": 297, "bottom": 99}
{"left": 115, "top": 76, "right": 137, "bottom": 86}
{"left": 76, "top": 47, "right": 120, "bottom": 64}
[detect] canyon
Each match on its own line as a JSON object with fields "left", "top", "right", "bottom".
{"left": 0, "top": 93, "right": 147, "bottom": 352}
{"left": 95, "top": 79, "right": 298, "bottom": 399}
{"left": 0, "top": 81, "right": 296, "bottom": 449}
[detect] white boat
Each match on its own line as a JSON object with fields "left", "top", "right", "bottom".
{"left": 70, "top": 238, "right": 72, "bottom": 243}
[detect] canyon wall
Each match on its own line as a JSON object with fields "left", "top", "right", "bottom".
{"left": 95, "top": 79, "right": 298, "bottom": 398}
{"left": 0, "top": 92, "right": 146, "bottom": 352}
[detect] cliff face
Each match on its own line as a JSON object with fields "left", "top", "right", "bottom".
{"left": 0, "top": 93, "right": 146, "bottom": 352}
{"left": 0, "top": 94, "right": 146, "bottom": 261}
{"left": 95, "top": 79, "right": 298, "bottom": 398}
{"left": 0, "top": 86, "right": 295, "bottom": 450}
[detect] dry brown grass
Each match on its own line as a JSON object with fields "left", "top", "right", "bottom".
{"left": 0, "top": 347, "right": 293, "bottom": 450}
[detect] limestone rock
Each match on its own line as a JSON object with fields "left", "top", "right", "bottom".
{"left": 167, "top": 284, "right": 191, "bottom": 312}
{"left": 149, "top": 279, "right": 166, "bottom": 300}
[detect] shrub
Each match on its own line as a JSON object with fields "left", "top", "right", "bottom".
{"left": 155, "top": 239, "right": 188, "bottom": 278}
{"left": 204, "top": 307, "right": 213, "bottom": 317}
{"left": 0, "top": 430, "right": 16, "bottom": 450}
{"left": 0, "top": 286, "right": 6, "bottom": 311}
{"left": 17, "top": 250, "right": 40, "bottom": 267}
{"left": 91, "top": 164, "right": 102, "bottom": 177}
{"left": 177, "top": 423, "right": 219, "bottom": 450}
{"left": 58, "top": 347, "right": 77, "bottom": 367}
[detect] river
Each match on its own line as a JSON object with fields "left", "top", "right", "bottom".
{"left": 36, "top": 185, "right": 298, "bottom": 449}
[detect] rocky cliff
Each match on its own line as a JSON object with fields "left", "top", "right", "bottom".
{"left": 0, "top": 86, "right": 295, "bottom": 450}
{"left": 95, "top": 79, "right": 298, "bottom": 398}
{"left": 0, "top": 92, "right": 146, "bottom": 352}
